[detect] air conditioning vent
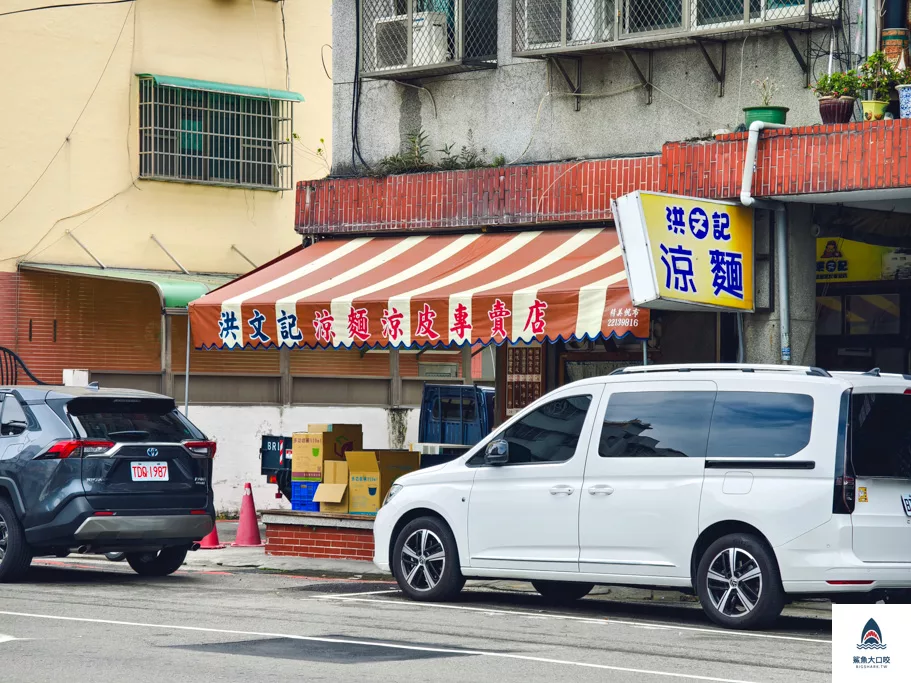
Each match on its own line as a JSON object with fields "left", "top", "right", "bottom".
{"left": 375, "top": 11, "right": 449, "bottom": 71}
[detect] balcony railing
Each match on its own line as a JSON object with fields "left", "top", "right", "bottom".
{"left": 360, "top": 0, "right": 498, "bottom": 79}
{"left": 514, "top": 0, "right": 839, "bottom": 55}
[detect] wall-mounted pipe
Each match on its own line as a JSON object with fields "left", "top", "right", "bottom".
{"left": 740, "top": 120, "right": 791, "bottom": 363}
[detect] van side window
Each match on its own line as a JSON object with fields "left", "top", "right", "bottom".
{"left": 599, "top": 391, "right": 715, "bottom": 458}
{"left": 471, "top": 395, "right": 592, "bottom": 466}
{"left": 706, "top": 392, "right": 814, "bottom": 459}
{"left": 851, "top": 393, "right": 911, "bottom": 478}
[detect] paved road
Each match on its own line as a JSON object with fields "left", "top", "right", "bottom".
{"left": 0, "top": 558, "right": 831, "bottom": 683}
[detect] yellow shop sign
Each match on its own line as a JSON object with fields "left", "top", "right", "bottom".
{"left": 613, "top": 191, "right": 754, "bottom": 311}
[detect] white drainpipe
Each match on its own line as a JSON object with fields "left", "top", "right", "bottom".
{"left": 740, "top": 120, "right": 792, "bottom": 363}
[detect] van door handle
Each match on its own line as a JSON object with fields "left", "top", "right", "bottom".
{"left": 589, "top": 485, "right": 614, "bottom": 495}
{"left": 550, "top": 485, "right": 574, "bottom": 496}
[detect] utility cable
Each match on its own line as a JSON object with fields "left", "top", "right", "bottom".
{"left": 0, "top": 2, "right": 134, "bottom": 228}
{"left": 0, "top": 0, "right": 132, "bottom": 18}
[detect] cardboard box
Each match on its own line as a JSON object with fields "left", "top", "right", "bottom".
{"left": 313, "top": 460, "right": 349, "bottom": 514}
{"left": 346, "top": 450, "right": 421, "bottom": 515}
{"left": 291, "top": 425, "right": 363, "bottom": 482}
{"left": 307, "top": 424, "right": 362, "bottom": 434}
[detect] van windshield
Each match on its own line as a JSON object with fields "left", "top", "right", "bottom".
{"left": 851, "top": 393, "right": 911, "bottom": 478}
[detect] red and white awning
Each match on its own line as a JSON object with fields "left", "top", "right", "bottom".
{"left": 189, "top": 228, "right": 648, "bottom": 349}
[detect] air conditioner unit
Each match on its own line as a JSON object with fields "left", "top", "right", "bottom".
{"left": 523, "top": 0, "right": 612, "bottom": 50}
{"left": 524, "top": 0, "right": 562, "bottom": 49}
{"left": 375, "top": 11, "right": 449, "bottom": 71}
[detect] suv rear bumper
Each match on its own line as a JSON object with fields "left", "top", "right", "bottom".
{"left": 73, "top": 514, "right": 213, "bottom": 542}
{"left": 25, "top": 494, "right": 215, "bottom": 548}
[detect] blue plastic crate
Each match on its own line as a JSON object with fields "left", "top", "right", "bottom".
{"left": 291, "top": 482, "right": 319, "bottom": 512}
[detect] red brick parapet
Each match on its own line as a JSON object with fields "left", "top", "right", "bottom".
{"left": 263, "top": 511, "right": 375, "bottom": 562}
{"left": 296, "top": 120, "right": 911, "bottom": 235}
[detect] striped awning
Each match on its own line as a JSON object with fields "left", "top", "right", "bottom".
{"left": 189, "top": 228, "right": 648, "bottom": 350}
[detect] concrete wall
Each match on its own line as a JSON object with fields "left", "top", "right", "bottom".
{"left": 0, "top": 0, "right": 332, "bottom": 275}
{"left": 189, "top": 404, "right": 420, "bottom": 515}
{"left": 331, "top": 0, "right": 860, "bottom": 173}
{"left": 743, "top": 204, "right": 818, "bottom": 366}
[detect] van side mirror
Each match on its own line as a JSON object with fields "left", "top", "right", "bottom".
{"left": 485, "top": 439, "right": 509, "bottom": 466}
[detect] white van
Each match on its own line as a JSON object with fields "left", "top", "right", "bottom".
{"left": 373, "top": 364, "right": 911, "bottom": 629}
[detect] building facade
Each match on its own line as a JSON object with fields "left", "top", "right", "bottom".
{"left": 0, "top": 0, "right": 336, "bottom": 512}
{"left": 292, "top": 0, "right": 910, "bottom": 408}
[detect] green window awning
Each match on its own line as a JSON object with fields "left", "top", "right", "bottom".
{"left": 19, "top": 264, "right": 232, "bottom": 309}
{"left": 137, "top": 74, "right": 304, "bottom": 102}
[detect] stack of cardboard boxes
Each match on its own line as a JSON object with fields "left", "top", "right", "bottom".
{"left": 290, "top": 424, "right": 420, "bottom": 516}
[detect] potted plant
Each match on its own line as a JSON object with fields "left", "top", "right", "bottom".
{"left": 743, "top": 77, "right": 789, "bottom": 126}
{"left": 858, "top": 51, "right": 896, "bottom": 121}
{"left": 896, "top": 68, "right": 911, "bottom": 119}
{"left": 813, "top": 70, "right": 859, "bottom": 124}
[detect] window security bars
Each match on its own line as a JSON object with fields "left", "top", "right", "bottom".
{"left": 139, "top": 78, "right": 293, "bottom": 191}
{"left": 360, "top": 0, "right": 498, "bottom": 78}
{"left": 514, "top": 0, "right": 839, "bottom": 54}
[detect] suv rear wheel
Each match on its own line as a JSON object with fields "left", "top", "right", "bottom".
{"left": 0, "top": 498, "right": 32, "bottom": 582}
{"left": 126, "top": 546, "right": 188, "bottom": 577}
{"left": 696, "top": 533, "right": 784, "bottom": 630}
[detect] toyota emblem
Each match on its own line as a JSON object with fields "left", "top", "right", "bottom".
{"left": 147, "top": 447, "right": 159, "bottom": 458}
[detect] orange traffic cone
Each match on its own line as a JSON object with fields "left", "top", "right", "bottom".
{"left": 232, "top": 482, "right": 263, "bottom": 547}
{"left": 198, "top": 522, "right": 226, "bottom": 550}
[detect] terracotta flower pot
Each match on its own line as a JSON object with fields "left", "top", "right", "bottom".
{"left": 818, "top": 96, "right": 855, "bottom": 124}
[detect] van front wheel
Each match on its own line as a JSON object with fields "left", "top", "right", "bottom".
{"left": 696, "top": 533, "right": 784, "bottom": 630}
{"left": 392, "top": 517, "right": 464, "bottom": 602}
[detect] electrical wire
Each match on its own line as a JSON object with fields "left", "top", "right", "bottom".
{"left": 280, "top": 0, "right": 291, "bottom": 90}
{"left": 321, "top": 44, "right": 333, "bottom": 80}
{"left": 0, "top": 0, "right": 133, "bottom": 18}
{"left": 0, "top": 2, "right": 133, "bottom": 228}
{"left": 351, "top": 1, "right": 369, "bottom": 170}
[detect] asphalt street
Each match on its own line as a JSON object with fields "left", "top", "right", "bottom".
{"left": 0, "top": 558, "right": 832, "bottom": 683}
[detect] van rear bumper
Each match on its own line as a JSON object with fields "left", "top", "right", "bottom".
{"left": 777, "top": 515, "right": 911, "bottom": 594}
{"left": 73, "top": 514, "right": 214, "bottom": 542}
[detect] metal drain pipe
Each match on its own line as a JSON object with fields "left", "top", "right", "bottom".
{"left": 740, "top": 121, "right": 791, "bottom": 363}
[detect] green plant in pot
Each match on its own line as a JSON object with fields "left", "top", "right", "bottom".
{"left": 813, "top": 70, "right": 859, "bottom": 124}
{"left": 743, "top": 77, "right": 789, "bottom": 127}
{"left": 859, "top": 51, "right": 896, "bottom": 121}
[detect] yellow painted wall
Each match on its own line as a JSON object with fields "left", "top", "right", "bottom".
{"left": 0, "top": 0, "right": 332, "bottom": 275}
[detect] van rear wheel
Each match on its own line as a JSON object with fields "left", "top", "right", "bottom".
{"left": 696, "top": 533, "right": 784, "bottom": 630}
{"left": 532, "top": 580, "right": 594, "bottom": 603}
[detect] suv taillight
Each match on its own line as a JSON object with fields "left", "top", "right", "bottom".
{"left": 184, "top": 440, "right": 216, "bottom": 458}
{"left": 39, "top": 439, "right": 114, "bottom": 459}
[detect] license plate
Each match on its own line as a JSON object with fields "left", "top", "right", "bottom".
{"left": 131, "top": 462, "right": 169, "bottom": 482}
{"left": 902, "top": 494, "right": 911, "bottom": 517}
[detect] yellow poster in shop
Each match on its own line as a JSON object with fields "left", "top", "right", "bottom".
{"left": 639, "top": 193, "right": 754, "bottom": 311}
{"left": 816, "top": 237, "right": 911, "bottom": 283}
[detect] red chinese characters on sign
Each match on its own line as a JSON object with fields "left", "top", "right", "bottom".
{"left": 415, "top": 303, "right": 440, "bottom": 341}
{"left": 380, "top": 307, "right": 404, "bottom": 342}
{"left": 488, "top": 299, "right": 511, "bottom": 339}
{"left": 523, "top": 298, "right": 548, "bottom": 335}
{"left": 347, "top": 306, "right": 371, "bottom": 342}
{"left": 449, "top": 303, "right": 472, "bottom": 339}
{"left": 312, "top": 309, "right": 335, "bottom": 343}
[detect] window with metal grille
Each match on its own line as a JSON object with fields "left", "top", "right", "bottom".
{"left": 360, "top": 0, "right": 497, "bottom": 79}
{"left": 138, "top": 78, "right": 292, "bottom": 191}
{"left": 514, "top": 0, "right": 839, "bottom": 53}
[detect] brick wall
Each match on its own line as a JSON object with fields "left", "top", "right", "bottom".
{"left": 297, "top": 157, "right": 662, "bottom": 234}
{"left": 297, "top": 120, "right": 911, "bottom": 235}
{"left": 265, "top": 522, "right": 375, "bottom": 561}
{"left": 663, "top": 120, "right": 911, "bottom": 199}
